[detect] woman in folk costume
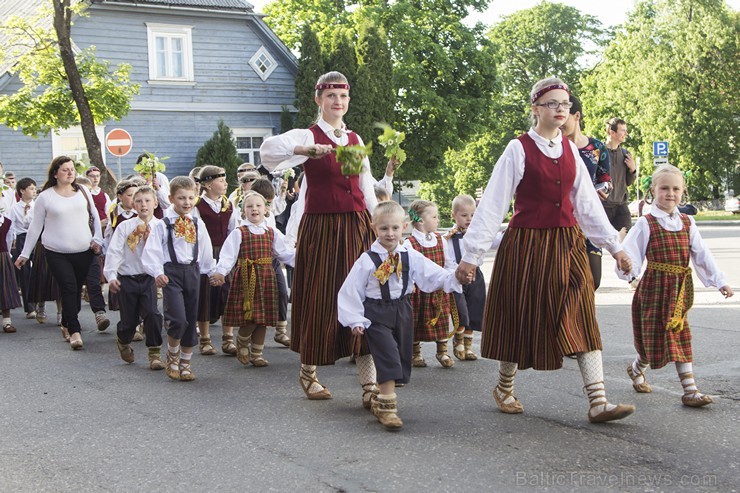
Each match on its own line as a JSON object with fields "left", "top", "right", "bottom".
{"left": 456, "top": 77, "right": 636, "bottom": 423}
{"left": 260, "top": 71, "right": 388, "bottom": 405}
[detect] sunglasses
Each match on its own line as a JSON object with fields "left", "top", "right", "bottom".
{"left": 241, "top": 178, "right": 256, "bottom": 184}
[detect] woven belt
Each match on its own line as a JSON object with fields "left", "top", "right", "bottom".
{"left": 647, "top": 260, "right": 693, "bottom": 333}
{"left": 425, "top": 291, "right": 460, "bottom": 339}
{"left": 240, "top": 257, "right": 273, "bottom": 320}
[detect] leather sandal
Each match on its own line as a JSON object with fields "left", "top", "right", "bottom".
{"left": 436, "top": 352, "right": 454, "bottom": 368}
{"left": 493, "top": 385, "right": 524, "bottom": 414}
{"left": 221, "top": 334, "right": 237, "bottom": 356}
{"left": 236, "top": 335, "right": 251, "bottom": 365}
{"left": 165, "top": 351, "right": 180, "bottom": 381}
{"left": 681, "top": 391, "right": 713, "bottom": 408}
{"left": 69, "top": 332, "right": 83, "bottom": 350}
{"left": 2, "top": 323, "right": 16, "bottom": 333}
{"left": 250, "top": 353, "right": 269, "bottom": 367}
{"left": 179, "top": 358, "right": 196, "bottom": 381}
{"left": 627, "top": 364, "right": 652, "bottom": 393}
{"left": 362, "top": 383, "right": 379, "bottom": 410}
{"left": 299, "top": 368, "right": 332, "bottom": 400}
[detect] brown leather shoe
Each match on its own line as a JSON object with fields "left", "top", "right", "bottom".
{"left": 2, "top": 323, "right": 16, "bottom": 333}
{"left": 116, "top": 338, "right": 134, "bottom": 363}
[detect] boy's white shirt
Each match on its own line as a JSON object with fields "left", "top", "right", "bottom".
{"left": 103, "top": 205, "right": 137, "bottom": 251}
{"left": 104, "top": 216, "right": 161, "bottom": 281}
{"left": 214, "top": 219, "right": 295, "bottom": 277}
{"left": 445, "top": 225, "right": 504, "bottom": 269}
{"left": 9, "top": 199, "right": 34, "bottom": 237}
{"left": 338, "top": 240, "right": 462, "bottom": 330}
{"left": 617, "top": 207, "right": 726, "bottom": 287}
{"left": 141, "top": 208, "right": 216, "bottom": 278}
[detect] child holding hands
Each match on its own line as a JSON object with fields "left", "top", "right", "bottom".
{"left": 104, "top": 186, "right": 165, "bottom": 370}
{"left": 142, "top": 177, "right": 216, "bottom": 381}
{"left": 620, "top": 164, "right": 733, "bottom": 407}
{"left": 211, "top": 191, "right": 294, "bottom": 367}
{"left": 339, "top": 201, "right": 464, "bottom": 430}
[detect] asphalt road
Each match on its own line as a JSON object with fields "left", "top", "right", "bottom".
{"left": 1, "top": 224, "right": 738, "bottom": 493}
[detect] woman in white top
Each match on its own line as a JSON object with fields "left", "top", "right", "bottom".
{"left": 16, "top": 156, "right": 103, "bottom": 350}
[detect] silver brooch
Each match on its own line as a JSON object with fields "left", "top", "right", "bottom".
{"left": 333, "top": 128, "right": 344, "bottom": 138}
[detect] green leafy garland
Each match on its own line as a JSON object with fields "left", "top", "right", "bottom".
{"left": 133, "top": 151, "right": 168, "bottom": 179}
{"left": 374, "top": 123, "right": 406, "bottom": 165}
{"left": 335, "top": 143, "right": 372, "bottom": 176}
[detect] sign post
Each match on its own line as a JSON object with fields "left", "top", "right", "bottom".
{"left": 652, "top": 141, "right": 669, "bottom": 167}
{"left": 105, "top": 128, "right": 133, "bottom": 180}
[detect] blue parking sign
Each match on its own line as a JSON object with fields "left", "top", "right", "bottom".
{"left": 653, "top": 141, "right": 669, "bottom": 156}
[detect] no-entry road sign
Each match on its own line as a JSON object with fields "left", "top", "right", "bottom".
{"left": 106, "top": 128, "right": 132, "bottom": 157}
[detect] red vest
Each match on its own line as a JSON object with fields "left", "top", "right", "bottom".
{"left": 508, "top": 134, "right": 577, "bottom": 229}
{"left": 304, "top": 125, "right": 366, "bottom": 214}
{"left": 196, "top": 197, "right": 232, "bottom": 248}
{"left": 0, "top": 218, "right": 10, "bottom": 252}
{"left": 91, "top": 189, "right": 107, "bottom": 221}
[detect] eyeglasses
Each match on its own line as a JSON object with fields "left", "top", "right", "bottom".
{"left": 536, "top": 101, "right": 573, "bottom": 110}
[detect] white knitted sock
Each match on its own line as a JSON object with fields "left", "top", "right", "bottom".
{"left": 355, "top": 354, "right": 377, "bottom": 386}
{"left": 577, "top": 350, "right": 616, "bottom": 414}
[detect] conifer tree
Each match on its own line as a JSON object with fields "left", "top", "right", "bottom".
{"left": 280, "top": 105, "right": 294, "bottom": 133}
{"left": 195, "top": 120, "right": 242, "bottom": 193}
{"left": 294, "top": 25, "right": 324, "bottom": 128}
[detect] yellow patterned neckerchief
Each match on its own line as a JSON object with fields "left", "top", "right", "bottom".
{"left": 126, "top": 223, "right": 150, "bottom": 252}
{"left": 647, "top": 261, "right": 693, "bottom": 333}
{"left": 444, "top": 226, "right": 463, "bottom": 240}
{"left": 372, "top": 252, "right": 403, "bottom": 285}
{"left": 174, "top": 215, "right": 197, "bottom": 244}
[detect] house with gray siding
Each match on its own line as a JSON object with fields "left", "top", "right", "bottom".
{"left": 0, "top": 0, "right": 297, "bottom": 183}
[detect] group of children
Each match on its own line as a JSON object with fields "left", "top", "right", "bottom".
{"left": 0, "top": 73, "right": 734, "bottom": 433}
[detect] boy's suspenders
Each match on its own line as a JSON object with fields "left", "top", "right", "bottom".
{"left": 365, "top": 251, "right": 409, "bottom": 301}
{"left": 450, "top": 232, "right": 463, "bottom": 264}
{"left": 163, "top": 216, "right": 199, "bottom": 265}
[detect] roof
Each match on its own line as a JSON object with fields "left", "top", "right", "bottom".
{"left": 92, "top": 0, "right": 254, "bottom": 12}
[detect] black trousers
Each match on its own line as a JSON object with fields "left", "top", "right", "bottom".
{"left": 84, "top": 252, "right": 106, "bottom": 313}
{"left": 163, "top": 262, "right": 200, "bottom": 347}
{"left": 363, "top": 296, "right": 413, "bottom": 385}
{"left": 603, "top": 203, "right": 632, "bottom": 232}
{"left": 44, "top": 249, "right": 94, "bottom": 334}
{"left": 273, "top": 258, "right": 288, "bottom": 321}
{"left": 117, "top": 274, "right": 163, "bottom": 347}
{"left": 11, "top": 233, "right": 34, "bottom": 312}
{"left": 453, "top": 266, "right": 485, "bottom": 331}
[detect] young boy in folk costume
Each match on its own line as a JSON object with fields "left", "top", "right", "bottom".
{"left": 619, "top": 165, "right": 733, "bottom": 407}
{"left": 445, "top": 195, "right": 487, "bottom": 361}
{"left": 192, "top": 165, "right": 239, "bottom": 356}
{"left": 211, "top": 191, "right": 295, "bottom": 367}
{"left": 9, "top": 178, "right": 37, "bottom": 319}
{"left": 456, "top": 77, "right": 636, "bottom": 423}
{"left": 141, "top": 177, "right": 216, "bottom": 381}
{"left": 104, "top": 186, "right": 165, "bottom": 370}
{"left": 339, "top": 202, "right": 464, "bottom": 430}
{"left": 403, "top": 200, "right": 457, "bottom": 369}
{"left": 250, "top": 177, "right": 291, "bottom": 347}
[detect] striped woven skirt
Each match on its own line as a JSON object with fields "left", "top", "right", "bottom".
{"left": 290, "top": 211, "right": 375, "bottom": 365}
{"left": 197, "top": 246, "right": 230, "bottom": 324}
{"left": 28, "top": 242, "right": 60, "bottom": 303}
{"left": 480, "top": 226, "right": 602, "bottom": 370}
{"left": 0, "top": 251, "right": 22, "bottom": 310}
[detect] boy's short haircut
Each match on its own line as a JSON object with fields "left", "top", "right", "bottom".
{"left": 374, "top": 185, "right": 390, "bottom": 203}
{"left": 75, "top": 176, "right": 92, "bottom": 187}
{"left": 16, "top": 177, "right": 36, "bottom": 194}
{"left": 4, "top": 171, "right": 15, "bottom": 179}
{"left": 250, "top": 177, "right": 275, "bottom": 200}
{"left": 452, "top": 194, "right": 476, "bottom": 213}
{"left": 169, "top": 176, "right": 197, "bottom": 195}
{"left": 372, "top": 200, "right": 406, "bottom": 223}
{"left": 134, "top": 185, "right": 157, "bottom": 200}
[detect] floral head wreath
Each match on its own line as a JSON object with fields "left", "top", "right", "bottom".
{"left": 408, "top": 208, "right": 422, "bottom": 223}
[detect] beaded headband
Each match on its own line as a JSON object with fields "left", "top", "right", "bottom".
{"left": 531, "top": 84, "right": 569, "bottom": 103}
{"left": 116, "top": 182, "right": 137, "bottom": 195}
{"left": 316, "top": 83, "right": 350, "bottom": 90}
{"left": 199, "top": 172, "right": 226, "bottom": 183}
{"left": 85, "top": 166, "right": 100, "bottom": 175}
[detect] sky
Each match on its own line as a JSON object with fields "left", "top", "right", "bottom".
{"left": 250, "top": 0, "right": 740, "bottom": 28}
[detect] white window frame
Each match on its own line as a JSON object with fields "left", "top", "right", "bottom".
{"left": 146, "top": 23, "right": 194, "bottom": 83}
{"left": 249, "top": 46, "right": 278, "bottom": 81}
{"left": 232, "top": 128, "right": 272, "bottom": 166}
{"left": 51, "top": 126, "right": 107, "bottom": 166}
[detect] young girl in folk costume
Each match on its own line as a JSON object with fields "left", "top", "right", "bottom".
{"left": 227, "top": 163, "right": 257, "bottom": 210}
{"left": 561, "top": 94, "right": 612, "bottom": 290}
{"left": 192, "top": 165, "right": 239, "bottom": 356}
{"left": 456, "top": 78, "right": 636, "bottom": 423}
{"left": 211, "top": 191, "right": 295, "bottom": 367}
{"left": 230, "top": 170, "right": 260, "bottom": 211}
{"left": 403, "top": 200, "right": 457, "bottom": 369}
{"left": 619, "top": 165, "right": 733, "bottom": 407}
{"left": 250, "top": 177, "right": 291, "bottom": 347}
{"left": 261, "top": 71, "right": 391, "bottom": 402}
{"left": 0, "top": 210, "right": 22, "bottom": 332}
{"left": 445, "top": 194, "right": 490, "bottom": 361}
